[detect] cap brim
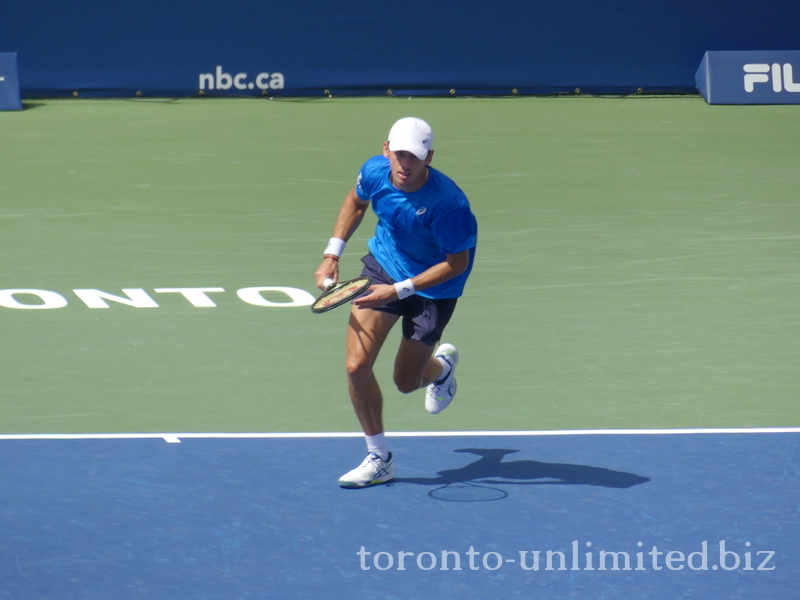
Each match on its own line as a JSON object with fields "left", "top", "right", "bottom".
{"left": 388, "top": 140, "right": 429, "bottom": 160}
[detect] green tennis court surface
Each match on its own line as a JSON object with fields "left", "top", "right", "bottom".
{"left": 1, "top": 96, "right": 798, "bottom": 435}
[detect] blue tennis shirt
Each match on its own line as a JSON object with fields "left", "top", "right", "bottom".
{"left": 355, "top": 155, "right": 477, "bottom": 299}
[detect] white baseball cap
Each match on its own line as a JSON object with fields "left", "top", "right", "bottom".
{"left": 387, "top": 117, "right": 433, "bottom": 160}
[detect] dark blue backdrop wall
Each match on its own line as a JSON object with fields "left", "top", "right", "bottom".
{"left": 2, "top": 0, "right": 798, "bottom": 97}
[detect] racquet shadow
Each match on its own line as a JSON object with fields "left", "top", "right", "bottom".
{"left": 390, "top": 449, "right": 650, "bottom": 502}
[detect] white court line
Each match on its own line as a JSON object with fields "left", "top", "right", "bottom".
{"left": 0, "top": 427, "right": 798, "bottom": 443}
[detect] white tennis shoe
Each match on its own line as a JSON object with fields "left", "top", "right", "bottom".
{"left": 338, "top": 453, "right": 395, "bottom": 488}
{"left": 425, "top": 343, "right": 459, "bottom": 414}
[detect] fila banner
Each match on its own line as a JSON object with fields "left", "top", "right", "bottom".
{"left": 0, "top": 53, "right": 22, "bottom": 110}
{"left": 696, "top": 51, "right": 800, "bottom": 105}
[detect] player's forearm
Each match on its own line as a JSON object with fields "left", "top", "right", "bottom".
{"left": 331, "top": 188, "right": 368, "bottom": 243}
{"left": 317, "top": 190, "right": 367, "bottom": 288}
{"left": 353, "top": 250, "right": 471, "bottom": 308}
{"left": 408, "top": 249, "right": 471, "bottom": 293}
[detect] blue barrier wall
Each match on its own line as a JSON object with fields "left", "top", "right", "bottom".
{"left": 2, "top": 0, "right": 799, "bottom": 97}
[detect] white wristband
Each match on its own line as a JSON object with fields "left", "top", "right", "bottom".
{"left": 394, "top": 278, "right": 415, "bottom": 300}
{"left": 324, "top": 237, "right": 346, "bottom": 258}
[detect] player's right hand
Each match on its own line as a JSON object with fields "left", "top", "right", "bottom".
{"left": 314, "top": 257, "right": 339, "bottom": 290}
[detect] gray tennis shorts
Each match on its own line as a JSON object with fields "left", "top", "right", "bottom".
{"left": 359, "top": 253, "right": 458, "bottom": 347}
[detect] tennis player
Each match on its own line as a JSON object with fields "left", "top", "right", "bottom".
{"left": 314, "top": 117, "right": 478, "bottom": 488}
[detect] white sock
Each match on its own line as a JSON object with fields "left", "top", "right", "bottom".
{"left": 365, "top": 432, "right": 389, "bottom": 461}
{"left": 435, "top": 356, "right": 452, "bottom": 383}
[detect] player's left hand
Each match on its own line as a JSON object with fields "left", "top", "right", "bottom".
{"left": 352, "top": 284, "right": 398, "bottom": 309}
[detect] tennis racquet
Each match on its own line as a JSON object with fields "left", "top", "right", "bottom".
{"left": 311, "top": 276, "right": 373, "bottom": 314}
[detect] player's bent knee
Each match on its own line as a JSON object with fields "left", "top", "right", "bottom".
{"left": 393, "top": 373, "right": 422, "bottom": 394}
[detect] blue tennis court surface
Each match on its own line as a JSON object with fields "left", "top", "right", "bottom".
{"left": 0, "top": 431, "right": 796, "bottom": 599}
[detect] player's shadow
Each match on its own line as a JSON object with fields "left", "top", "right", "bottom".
{"left": 391, "top": 449, "right": 650, "bottom": 502}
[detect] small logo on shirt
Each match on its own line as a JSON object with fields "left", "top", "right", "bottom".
{"left": 416, "top": 207, "right": 427, "bottom": 216}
